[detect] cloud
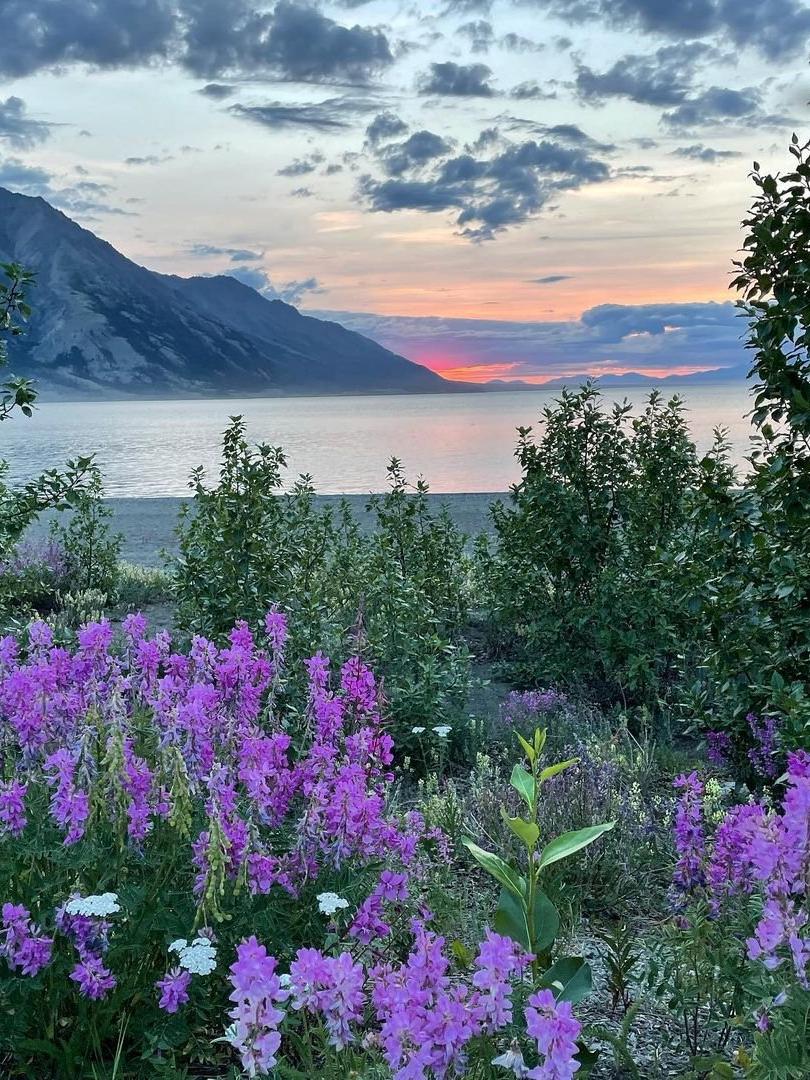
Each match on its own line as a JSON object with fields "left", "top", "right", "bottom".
{"left": 124, "top": 154, "right": 174, "bottom": 166}
{"left": 510, "top": 80, "right": 557, "bottom": 100}
{"left": 672, "top": 143, "right": 742, "bottom": 162}
{"left": 229, "top": 96, "right": 379, "bottom": 132}
{"left": 457, "top": 20, "right": 494, "bottom": 52}
{"left": 312, "top": 300, "right": 746, "bottom": 378}
{"left": 530, "top": 274, "right": 573, "bottom": 283}
{"left": 442, "top": 0, "right": 493, "bottom": 12}
{"left": 0, "top": 157, "right": 132, "bottom": 217}
{"left": 290, "top": 185, "right": 314, "bottom": 197}
{"left": 197, "top": 82, "right": 236, "bottom": 99}
{"left": 365, "top": 111, "right": 409, "bottom": 146}
{"left": 189, "top": 243, "right": 263, "bottom": 260}
{"left": 500, "top": 32, "right": 544, "bottom": 51}
{"left": 0, "top": 0, "right": 395, "bottom": 84}
{"left": 182, "top": 0, "right": 394, "bottom": 83}
{"left": 359, "top": 126, "right": 610, "bottom": 240}
{"left": 0, "top": 0, "right": 175, "bottom": 78}
{"left": 661, "top": 85, "right": 791, "bottom": 129}
{"left": 524, "top": 0, "right": 810, "bottom": 61}
{"left": 277, "top": 151, "right": 325, "bottom": 175}
{"left": 574, "top": 42, "right": 715, "bottom": 108}
{"left": 377, "top": 130, "right": 454, "bottom": 176}
{"left": 417, "top": 61, "right": 496, "bottom": 97}
{"left": 227, "top": 265, "right": 323, "bottom": 304}
{"left": 0, "top": 97, "right": 55, "bottom": 150}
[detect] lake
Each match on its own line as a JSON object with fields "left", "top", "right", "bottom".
{"left": 5, "top": 383, "right": 754, "bottom": 497}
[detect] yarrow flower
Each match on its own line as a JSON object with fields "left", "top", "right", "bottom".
{"left": 433, "top": 725, "right": 452, "bottom": 738}
{"left": 169, "top": 936, "right": 218, "bottom": 976}
{"left": 317, "top": 891, "right": 350, "bottom": 916}
{"left": 64, "top": 893, "right": 120, "bottom": 918}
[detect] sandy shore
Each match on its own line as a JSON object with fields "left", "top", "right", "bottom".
{"left": 27, "top": 493, "right": 507, "bottom": 568}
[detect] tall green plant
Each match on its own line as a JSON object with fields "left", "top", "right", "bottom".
{"left": 463, "top": 727, "right": 614, "bottom": 996}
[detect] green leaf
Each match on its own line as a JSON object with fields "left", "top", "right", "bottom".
{"left": 509, "top": 763, "right": 536, "bottom": 808}
{"left": 494, "top": 886, "right": 560, "bottom": 953}
{"left": 538, "top": 821, "right": 615, "bottom": 870}
{"left": 538, "top": 757, "right": 579, "bottom": 783}
{"left": 516, "top": 732, "right": 536, "bottom": 764}
{"left": 501, "top": 809, "right": 539, "bottom": 849}
{"left": 461, "top": 837, "right": 525, "bottom": 898}
{"left": 538, "top": 956, "right": 593, "bottom": 1004}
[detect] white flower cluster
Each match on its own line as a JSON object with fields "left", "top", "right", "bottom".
{"left": 317, "top": 891, "right": 349, "bottom": 915}
{"left": 64, "top": 892, "right": 121, "bottom": 918}
{"left": 168, "top": 936, "right": 217, "bottom": 975}
{"left": 433, "top": 725, "right": 452, "bottom": 738}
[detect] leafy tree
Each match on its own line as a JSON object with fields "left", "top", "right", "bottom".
{"left": 694, "top": 136, "right": 810, "bottom": 752}
{"left": 0, "top": 262, "right": 94, "bottom": 564}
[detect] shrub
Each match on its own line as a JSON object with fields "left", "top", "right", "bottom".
{"left": 479, "top": 383, "right": 731, "bottom": 712}
{"left": 172, "top": 417, "right": 471, "bottom": 742}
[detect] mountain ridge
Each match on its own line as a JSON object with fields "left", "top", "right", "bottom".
{"left": 0, "top": 187, "right": 451, "bottom": 399}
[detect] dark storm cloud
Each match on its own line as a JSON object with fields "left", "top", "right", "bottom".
{"left": 0, "top": 1, "right": 395, "bottom": 85}
{"left": 0, "top": 97, "right": 55, "bottom": 150}
{"left": 574, "top": 43, "right": 716, "bottom": 108}
{"left": 672, "top": 143, "right": 742, "bottom": 162}
{"left": 457, "top": 20, "right": 495, "bottom": 53}
{"left": 313, "top": 301, "right": 746, "bottom": 377}
{"left": 661, "top": 86, "right": 791, "bottom": 129}
{"left": 417, "top": 61, "right": 496, "bottom": 97}
{"left": 499, "top": 32, "right": 544, "bottom": 51}
{"left": 181, "top": 0, "right": 394, "bottom": 83}
{"left": 359, "top": 129, "right": 610, "bottom": 240}
{"left": 365, "top": 112, "right": 409, "bottom": 146}
{"left": 0, "top": 0, "right": 176, "bottom": 78}
{"left": 229, "top": 97, "right": 380, "bottom": 132}
{"left": 523, "top": 0, "right": 810, "bottom": 61}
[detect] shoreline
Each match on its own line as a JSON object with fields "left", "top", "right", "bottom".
{"left": 27, "top": 493, "right": 507, "bottom": 568}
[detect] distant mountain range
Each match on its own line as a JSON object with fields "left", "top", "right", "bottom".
{"left": 0, "top": 187, "right": 448, "bottom": 398}
{"left": 0, "top": 187, "right": 745, "bottom": 400}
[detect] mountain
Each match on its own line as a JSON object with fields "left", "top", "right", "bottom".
{"left": 0, "top": 188, "right": 449, "bottom": 398}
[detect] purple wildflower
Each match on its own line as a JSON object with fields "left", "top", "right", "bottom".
{"left": 69, "top": 953, "right": 116, "bottom": 1000}
{"left": 156, "top": 968, "right": 192, "bottom": 1013}
{"left": 705, "top": 730, "right": 733, "bottom": 770}
{"left": 0, "top": 779, "right": 27, "bottom": 837}
{"left": 672, "top": 772, "right": 705, "bottom": 897}
{"left": 747, "top": 713, "right": 781, "bottom": 780}
{"left": 226, "top": 936, "right": 289, "bottom": 1076}
{"left": 524, "top": 988, "right": 581, "bottom": 1079}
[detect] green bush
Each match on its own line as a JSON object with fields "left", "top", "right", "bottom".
{"left": 479, "top": 383, "right": 731, "bottom": 711}
{"left": 171, "top": 417, "right": 471, "bottom": 741}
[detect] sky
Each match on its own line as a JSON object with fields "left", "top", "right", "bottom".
{"left": 0, "top": 0, "right": 807, "bottom": 383}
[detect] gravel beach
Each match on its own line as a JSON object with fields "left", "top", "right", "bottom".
{"left": 27, "top": 493, "right": 507, "bottom": 568}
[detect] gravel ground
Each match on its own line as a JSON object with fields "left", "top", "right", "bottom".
{"left": 26, "top": 492, "right": 506, "bottom": 568}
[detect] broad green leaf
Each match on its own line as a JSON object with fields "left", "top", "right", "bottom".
{"left": 501, "top": 808, "right": 539, "bottom": 849}
{"left": 538, "top": 956, "right": 592, "bottom": 1004}
{"left": 538, "top": 757, "right": 579, "bottom": 783}
{"left": 510, "top": 763, "right": 536, "bottom": 808}
{"left": 462, "top": 837, "right": 525, "bottom": 899}
{"left": 493, "top": 887, "right": 559, "bottom": 954}
{"left": 538, "top": 821, "right": 615, "bottom": 870}
{"left": 534, "top": 727, "right": 548, "bottom": 755}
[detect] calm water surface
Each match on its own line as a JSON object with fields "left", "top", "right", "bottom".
{"left": 6, "top": 384, "right": 754, "bottom": 497}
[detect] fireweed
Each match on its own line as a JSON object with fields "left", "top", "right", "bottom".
{"left": 664, "top": 754, "right": 810, "bottom": 1068}
{"left": 0, "top": 612, "right": 590, "bottom": 1076}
